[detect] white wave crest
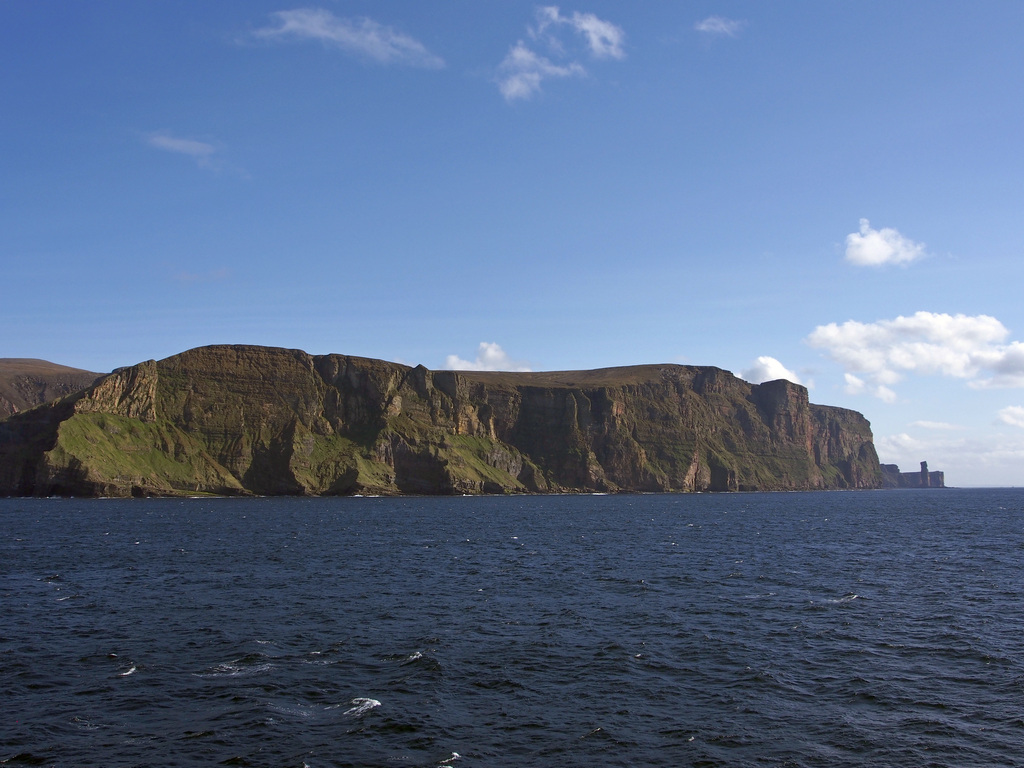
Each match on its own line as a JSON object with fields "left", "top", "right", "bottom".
{"left": 343, "top": 697, "right": 381, "bottom": 717}
{"left": 825, "top": 593, "right": 860, "bottom": 604}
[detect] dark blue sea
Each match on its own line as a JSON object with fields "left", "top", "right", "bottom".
{"left": 3, "top": 490, "right": 1024, "bottom": 767}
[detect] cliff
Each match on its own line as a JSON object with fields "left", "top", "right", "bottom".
{"left": 0, "top": 345, "right": 882, "bottom": 497}
{"left": 880, "top": 462, "right": 946, "bottom": 488}
{"left": 0, "top": 359, "right": 103, "bottom": 420}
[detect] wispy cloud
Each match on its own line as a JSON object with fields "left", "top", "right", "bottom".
{"left": 534, "top": 6, "right": 626, "bottom": 60}
{"left": 742, "top": 356, "right": 802, "bottom": 385}
{"left": 910, "top": 420, "right": 963, "bottom": 430}
{"left": 807, "top": 311, "right": 1024, "bottom": 400}
{"left": 845, "top": 218, "right": 927, "bottom": 267}
{"left": 498, "top": 42, "right": 585, "bottom": 101}
{"left": 147, "top": 132, "right": 217, "bottom": 166}
{"left": 444, "top": 343, "right": 532, "bottom": 372}
{"left": 498, "top": 6, "right": 625, "bottom": 101}
{"left": 252, "top": 8, "right": 444, "bottom": 68}
{"left": 695, "top": 16, "right": 744, "bottom": 37}
{"left": 998, "top": 406, "right": 1024, "bottom": 429}
{"left": 842, "top": 372, "right": 897, "bottom": 403}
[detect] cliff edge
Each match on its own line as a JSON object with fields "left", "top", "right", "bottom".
{"left": 0, "top": 345, "right": 882, "bottom": 497}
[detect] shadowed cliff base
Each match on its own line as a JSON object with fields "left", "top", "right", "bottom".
{"left": 0, "top": 345, "right": 882, "bottom": 497}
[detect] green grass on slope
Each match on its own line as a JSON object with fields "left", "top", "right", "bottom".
{"left": 47, "top": 413, "right": 242, "bottom": 494}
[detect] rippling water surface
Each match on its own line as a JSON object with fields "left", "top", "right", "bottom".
{"left": 3, "top": 490, "right": 1024, "bottom": 767}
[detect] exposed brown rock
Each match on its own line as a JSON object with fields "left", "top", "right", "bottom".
{"left": 0, "top": 344, "right": 882, "bottom": 497}
{"left": 0, "top": 359, "right": 102, "bottom": 420}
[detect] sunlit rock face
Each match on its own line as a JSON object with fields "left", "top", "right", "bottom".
{"left": 0, "top": 345, "right": 881, "bottom": 497}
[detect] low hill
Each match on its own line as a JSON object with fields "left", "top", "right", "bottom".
{"left": 0, "top": 344, "right": 881, "bottom": 497}
{"left": 0, "top": 359, "right": 103, "bottom": 420}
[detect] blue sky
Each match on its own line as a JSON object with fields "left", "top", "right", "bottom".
{"left": 4, "top": 1, "right": 1024, "bottom": 485}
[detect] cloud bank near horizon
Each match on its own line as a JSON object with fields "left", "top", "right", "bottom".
{"left": 444, "top": 343, "right": 532, "bottom": 372}
{"left": 742, "top": 356, "right": 802, "bottom": 386}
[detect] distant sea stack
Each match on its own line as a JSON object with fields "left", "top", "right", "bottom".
{"left": 880, "top": 461, "right": 946, "bottom": 488}
{"left": 0, "top": 344, "right": 883, "bottom": 497}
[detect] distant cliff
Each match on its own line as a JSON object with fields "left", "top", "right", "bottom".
{"left": 0, "top": 345, "right": 882, "bottom": 497}
{"left": 880, "top": 462, "right": 946, "bottom": 488}
{"left": 0, "top": 359, "right": 102, "bottom": 420}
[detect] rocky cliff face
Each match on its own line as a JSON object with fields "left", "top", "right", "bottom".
{"left": 880, "top": 462, "right": 946, "bottom": 488}
{"left": 0, "top": 345, "right": 882, "bottom": 497}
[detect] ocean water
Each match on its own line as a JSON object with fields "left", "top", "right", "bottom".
{"left": 2, "top": 489, "right": 1023, "bottom": 767}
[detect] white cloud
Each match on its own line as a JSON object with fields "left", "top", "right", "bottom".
{"left": 253, "top": 8, "right": 444, "bottom": 68}
{"left": 808, "top": 311, "right": 1024, "bottom": 399}
{"left": 742, "top": 356, "right": 802, "bottom": 385}
{"left": 695, "top": 16, "right": 744, "bottom": 36}
{"left": 444, "top": 343, "right": 532, "bottom": 372}
{"left": 147, "top": 133, "right": 217, "bottom": 166}
{"left": 875, "top": 431, "right": 929, "bottom": 459}
{"left": 875, "top": 385, "right": 897, "bottom": 403}
{"left": 843, "top": 372, "right": 866, "bottom": 395}
{"left": 998, "top": 406, "right": 1024, "bottom": 429}
{"left": 498, "top": 6, "right": 624, "bottom": 101}
{"left": 498, "top": 42, "right": 585, "bottom": 101}
{"left": 534, "top": 7, "right": 625, "bottom": 59}
{"left": 910, "top": 420, "right": 962, "bottom": 430}
{"left": 845, "top": 373, "right": 897, "bottom": 402}
{"left": 844, "top": 218, "right": 926, "bottom": 267}
{"left": 969, "top": 341, "right": 1024, "bottom": 388}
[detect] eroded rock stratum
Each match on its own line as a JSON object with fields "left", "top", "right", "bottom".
{"left": 0, "top": 345, "right": 881, "bottom": 496}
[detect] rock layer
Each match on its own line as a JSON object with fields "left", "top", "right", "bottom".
{"left": 0, "top": 359, "right": 102, "bottom": 420}
{"left": 0, "top": 345, "right": 882, "bottom": 497}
